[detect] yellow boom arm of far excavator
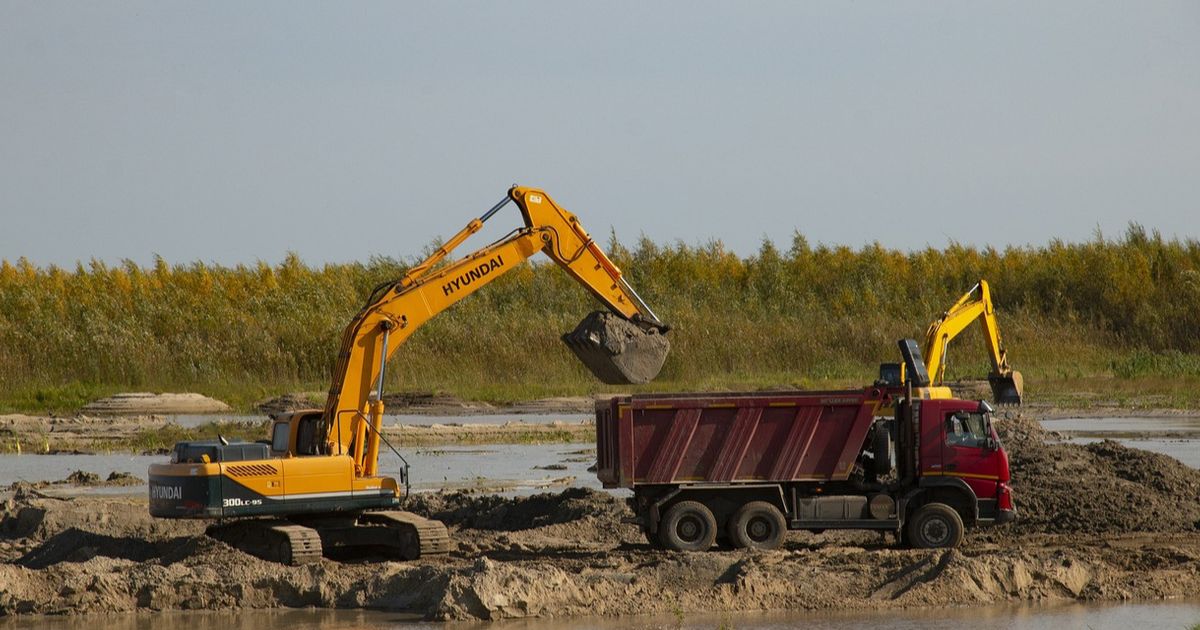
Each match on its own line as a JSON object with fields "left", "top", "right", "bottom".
{"left": 921, "top": 280, "right": 1024, "bottom": 405}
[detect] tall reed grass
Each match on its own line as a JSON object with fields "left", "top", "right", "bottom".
{"left": 1, "top": 224, "right": 1197, "bottom": 410}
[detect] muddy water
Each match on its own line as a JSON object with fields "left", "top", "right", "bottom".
{"left": 1039, "top": 416, "right": 1200, "bottom": 468}
{"left": 168, "top": 413, "right": 591, "bottom": 427}
{"left": 2, "top": 600, "right": 1199, "bottom": 629}
{"left": 0, "top": 444, "right": 604, "bottom": 495}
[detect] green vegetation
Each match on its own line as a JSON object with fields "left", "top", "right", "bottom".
{"left": 1, "top": 224, "right": 1199, "bottom": 412}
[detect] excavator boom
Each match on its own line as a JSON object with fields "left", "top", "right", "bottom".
{"left": 323, "top": 186, "right": 670, "bottom": 468}
{"left": 148, "top": 185, "right": 668, "bottom": 565}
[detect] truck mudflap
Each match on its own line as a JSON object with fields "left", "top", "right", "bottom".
{"left": 994, "top": 508, "right": 1018, "bottom": 524}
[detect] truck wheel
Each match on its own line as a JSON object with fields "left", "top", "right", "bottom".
{"left": 907, "top": 503, "right": 964, "bottom": 549}
{"left": 728, "top": 501, "right": 787, "bottom": 550}
{"left": 659, "top": 501, "right": 717, "bottom": 551}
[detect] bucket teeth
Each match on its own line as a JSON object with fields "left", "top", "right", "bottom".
{"left": 562, "top": 311, "right": 669, "bottom": 385}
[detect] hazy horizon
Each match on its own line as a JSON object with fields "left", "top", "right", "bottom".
{"left": 2, "top": 1, "right": 1197, "bottom": 267}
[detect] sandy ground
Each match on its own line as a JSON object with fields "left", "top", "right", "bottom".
{"left": 80, "top": 393, "right": 231, "bottom": 415}
{"left": 1, "top": 413, "right": 1198, "bottom": 621}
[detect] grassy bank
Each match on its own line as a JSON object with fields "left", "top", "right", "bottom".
{"left": 2, "top": 225, "right": 1199, "bottom": 413}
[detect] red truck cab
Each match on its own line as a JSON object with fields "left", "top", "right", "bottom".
{"left": 920, "top": 398, "right": 1015, "bottom": 525}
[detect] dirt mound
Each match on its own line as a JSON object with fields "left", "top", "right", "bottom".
{"left": 1, "top": 485, "right": 1199, "bottom": 620}
{"left": 80, "top": 392, "right": 231, "bottom": 415}
{"left": 995, "top": 413, "right": 1200, "bottom": 535}
{"left": 1, "top": 495, "right": 203, "bottom": 544}
{"left": 16, "top": 528, "right": 179, "bottom": 569}
{"left": 562, "top": 311, "right": 669, "bottom": 385}
{"left": 382, "top": 392, "right": 496, "bottom": 415}
{"left": 406, "top": 487, "right": 627, "bottom": 531}
{"left": 255, "top": 393, "right": 324, "bottom": 415}
{"left": 9, "top": 470, "right": 145, "bottom": 492}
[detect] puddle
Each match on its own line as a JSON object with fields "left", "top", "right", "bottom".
{"left": 1040, "top": 416, "right": 1200, "bottom": 468}
{"left": 0, "top": 444, "right": 605, "bottom": 496}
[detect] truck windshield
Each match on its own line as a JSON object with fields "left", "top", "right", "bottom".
{"left": 946, "top": 412, "right": 990, "bottom": 448}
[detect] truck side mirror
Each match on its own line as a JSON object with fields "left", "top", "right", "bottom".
{"left": 984, "top": 436, "right": 998, "bottom": 451}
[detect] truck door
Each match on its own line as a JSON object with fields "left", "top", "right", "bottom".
{"left": 940, "top": 409, "right": 1004, "bottom": 506}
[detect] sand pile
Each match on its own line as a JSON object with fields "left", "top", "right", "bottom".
{"left": 255, "top": 393, "right": 324, "bottom": 415}
{"left": 80, "top": 393, "right": 231, "bottom": 415}
{"left": 995, "top": 413, "right": 1200, "bottom": 535}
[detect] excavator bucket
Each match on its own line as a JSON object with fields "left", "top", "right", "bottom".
{"left": 562, "top": 311, "right": 670, "bottom": 385}
{"left": 988, "top": 370, "right": 1024, "bottom": 405}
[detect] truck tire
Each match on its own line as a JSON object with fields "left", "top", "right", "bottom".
{"left": 907, "top": 503, "right": 964, "bottom": 549}
{"left": 728, "top": 501, "right": 787, "bottom": 550}
{"left": 659, "top": 501, "right": 717, "bottom": 552}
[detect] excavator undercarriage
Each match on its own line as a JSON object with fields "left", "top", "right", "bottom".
{"left": 206, "top": 510, "right": 449, "bottom": 565}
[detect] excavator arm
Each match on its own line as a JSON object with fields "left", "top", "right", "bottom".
{"left": 921, "top": 280, "right": 1023, "bottom": 405}
{"left": 321, "top": 186, "right": 668, "bottom": 473}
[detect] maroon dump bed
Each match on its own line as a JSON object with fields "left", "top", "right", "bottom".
{"left": 596, "top": 388, "right": 888, "bottom": 488}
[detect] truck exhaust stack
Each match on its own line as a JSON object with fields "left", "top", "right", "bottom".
{"left": 562, "top": 311, "right": 670, "bottom": 385}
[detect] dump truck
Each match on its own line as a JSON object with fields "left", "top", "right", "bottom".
{"left": 148, "top": 185, "right": 669, "bottom": 564}
{"left": 597, "top": 340, "right": 1015, "bottom": 551}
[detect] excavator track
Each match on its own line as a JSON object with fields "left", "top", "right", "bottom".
{"left": 360, "top": 510, "right": 451, "bottom": 559}
{"left": 206, "top": 519, "right": 323, "bottom": 565}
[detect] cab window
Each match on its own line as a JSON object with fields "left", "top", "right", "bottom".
{"left": 946, "top": 411, "right": 990, "bottom": 448}
{"left": 271, "top": 422, "right": 290, "bottom": 453}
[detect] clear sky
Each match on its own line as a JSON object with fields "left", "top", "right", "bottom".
{"left": 1, "top": 1, "right": 1197, "bottom": 267}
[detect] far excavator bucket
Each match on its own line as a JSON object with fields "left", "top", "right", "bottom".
{"left": 988, "top": 370, "right": 1024, "bottom": 406}
{"left": 562, "top": 311, "right": 670, "bottom": 385}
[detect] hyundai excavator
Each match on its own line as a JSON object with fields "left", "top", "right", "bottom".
{"left": 878, "top": 280, "right": 1024, "bottom": 406}
{"left": 148, "top": 186, "right": 670, "bottom": 564}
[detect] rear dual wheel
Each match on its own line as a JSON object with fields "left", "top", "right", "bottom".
{"left": 656, "top": 500, "right": 788, "bottom": 552}
{"left": 658, "top": 501, "right": 717, "bottom": 551}
{"left": 727, "top": 501, "right": 787, "bottom": 550}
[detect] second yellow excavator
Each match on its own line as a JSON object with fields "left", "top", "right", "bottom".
{"left": 879, "top": 280, "right": 1024, "bottom": 406}
{"left": 147, "top": 185, "right": 670, "bottom": 563}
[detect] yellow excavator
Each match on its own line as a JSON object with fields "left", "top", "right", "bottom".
{"left": 879, "top": 280, "right": 1023, "bottom": 406}
{"left": 148, "top": 185, "right": 670, "bottom": 564}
